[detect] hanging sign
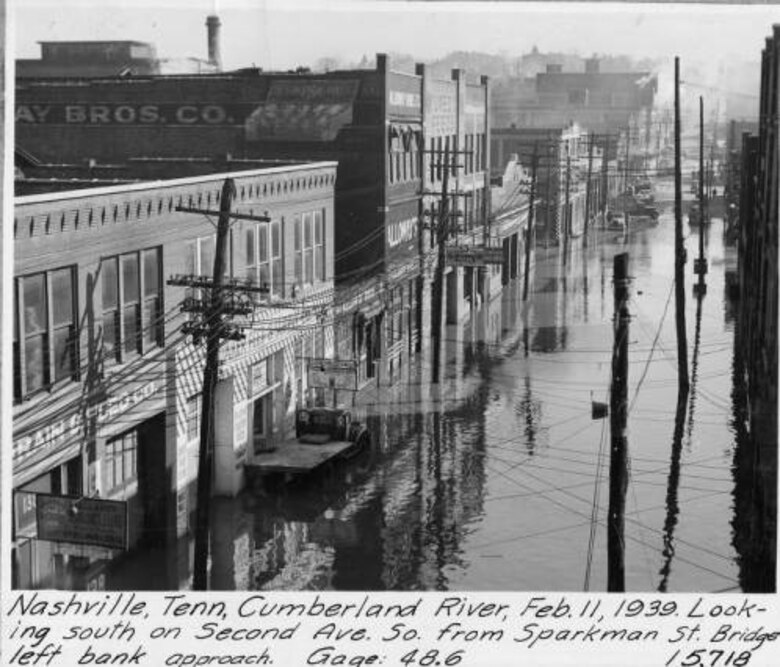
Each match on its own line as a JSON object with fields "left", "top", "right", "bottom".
{"left": 36, "top": 494, "right": 128, "bottom": 550}
{"left": 307, "top": 358, "right": 358, "bottom": 391}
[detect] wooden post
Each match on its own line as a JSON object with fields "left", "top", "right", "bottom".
{"left": 523, "top": 143, "right": 538, "bottom": 302}
{"left": 193, "top": 177, "right": 236, "bottom": 590}
{"left": 608, "top": 252, "right": 630, "bottom": 593}
{"left": 674, "top": 57, "right": 690, "bottom": 393}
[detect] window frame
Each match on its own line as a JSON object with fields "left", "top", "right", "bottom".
{"left": 14, "top": 266, "right": 79, "bottom": 402}
{"left": 100, "top": 246, "right": 162, "bottom": 368}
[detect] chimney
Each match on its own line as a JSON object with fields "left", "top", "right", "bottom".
{"left": 585, "top": 57, "right": 600, "bottom": 74}
{"left": 206, "top": 14, "right": 221, "bottom": 70}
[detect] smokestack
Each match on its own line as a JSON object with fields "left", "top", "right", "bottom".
{"left": 206, "top": 14, "right": 221, "bottom": 70}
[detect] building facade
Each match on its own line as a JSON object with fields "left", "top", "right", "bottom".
{"left": 16, "top": 53, "right": 493, "bottom": 391}
{"left": 12, "top": 161, "right": 337, "bottom": 589}
{"left": 733, "top": 26, "right": 778, "bottom": 592}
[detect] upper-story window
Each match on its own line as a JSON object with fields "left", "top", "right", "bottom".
{"left": 101, "top": 247, "right": 162, "bottom": 367}
{"left": 294, "top": 210, "right": 326, "bottom": 288}
{"left": 245, "top": 220, "right": 282, "bottom": 298}
{"left": 14, "top": 266, "right": 78, "bottom": 401}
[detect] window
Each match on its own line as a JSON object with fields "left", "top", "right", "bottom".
{"left": 245, "top": 224, "right": 270, "bottom": 292}
{"left": 314, "top": 211, "right": 325, "bottom": 281}
{"left": 104, "top": 429, "right": 138, "bottom": 493}
{"left": 101, "top": 248, "right": 162, "bottom": 366}
{"left": 186, "top": 394, "right": 201, "bottom": 442}
{"left": 271, "top": 220, "right": 282, "bottom": 297}
{"left": 14, "top": 267, "right": 78, "bottom": 400}
{"left": 303, "top": 212, "right": 314, "bottom": 285}
{"left": 294, "top": 214, "right": 303, "bottom": 286}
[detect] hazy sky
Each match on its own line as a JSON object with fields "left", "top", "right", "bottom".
{"left": 13, "top": 1, "right": 780, "bottom": 72}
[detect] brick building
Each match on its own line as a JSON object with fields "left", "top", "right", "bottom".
{"left": 12, "top": 161, "right": 337, "bottom": 589}
{"left": 733, "top": 26, "right": 778, "bottom": 592}
{"left": 15, "top": 53, "right": 493, "bottom": 390}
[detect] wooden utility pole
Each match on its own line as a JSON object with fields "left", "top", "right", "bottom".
{"left": 608, "top": 252, "right": 630, "bottom": 593}
{"left": 168, "top": 178, "right": 269, "bottom": 590}
{"left": 584, "top": 133, "right": 594, "bottom": 246}
{"left": 523, "top": 143, "right": 538, "bottom": 302}
{"left": 192, "top": 177, "right": 234, "bottom": 590}
{"left": 431, "top": 147, "right": 451, "bottom": 385}
{"left": 674, "top": 57, "right": 690, "bottom": 393}
{"left": 699, "top": 96, "right": 706, "bottom": 252}
{"left": 563, "top": 153, "right": 571, "bottom": 260}
{"left": 601, "top": 135, "right": 610, "bottom": 215}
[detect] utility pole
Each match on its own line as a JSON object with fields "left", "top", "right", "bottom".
{"left": 168, "top": 177, "right": 269, "bottom": 590}
{"left": 192, "top": 178, "right": 233, "bottom": 591}
{"left": 584, "top": 132, "right": 594, "bottom": 246}
{"left": 674, "top": 57, "right": 690, "bottom": 394}
{"left": 601, "top": 135, "right": 610, "bottom": 216}
{"left": 608, "top": 252, "right": 630, "bottom": 593}
{"left": 431, "top": 146, "right": 451, "bottom": 385}
{"left": 563, "top": 152, "right": 571, "bottom": 261}
{"left": 523, "top": 143, "right": 538, "bottom": 302}
{"left": 694, "top": 96, "right": 708, "bottom": 294}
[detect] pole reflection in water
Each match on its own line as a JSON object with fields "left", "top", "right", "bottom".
{"left": 658, "top": 279, "right": 704, "bottom": 592}
{"left": 191, "top": 208, "right": 753, "bottom": 593}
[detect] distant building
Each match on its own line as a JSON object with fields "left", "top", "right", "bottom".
{"left": 491, "top": 58, "right": 657, "bottom": 153}
{"left": 491, "top": 124, "right": 613, "bottom": 245}
{"left": 16, "top": 14, "right": 222, "bottom": 78}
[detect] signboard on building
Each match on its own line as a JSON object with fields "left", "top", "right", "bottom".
{"left": 16, "top": 103, "right": 258, "bottom": 126}
{"left": 36, "top": 494, "right": 128, "bottom": 550}
{"left": 388, "top": 72, "right": 422, "bottom": 118}
{"left": 447, "top": 245, "right": 505, "bottom": 267}
{"left": 307, "top": 359, "right": 358, "bottom": 391}
{"left": 386, "top": 201, "right": 420, "bottom": 266}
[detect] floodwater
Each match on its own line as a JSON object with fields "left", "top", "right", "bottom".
{"left": 207, "top": 188, "right": 765, "bottom": 593}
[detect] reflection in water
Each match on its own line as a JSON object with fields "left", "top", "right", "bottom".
{"left": 657, "top": 389, "right": 689, "bottom": 592}
{"left": 196, "top": 210, "right": 755, "bottom": 593}
{"left": 658, "top": 283, "right": 703, "bottom": 591}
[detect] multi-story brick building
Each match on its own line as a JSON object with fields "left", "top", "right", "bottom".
{"left": 12, "top": 161, "right": 337, "bottom": 589}
{"left": 733, "top": 25, "right": 778, "bottom": 592}
{"left": 15, "top": 52, "right": 494, "bottom": 390}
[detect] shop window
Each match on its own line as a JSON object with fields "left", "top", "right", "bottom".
{"left": 104, "top": 429, "right": 138, "bottom": 494}
{"left": 100, "top": 247, "right": 162, "bottom": 367}
{"left": 14, "top": 266, "right": 78, "bottom": 401}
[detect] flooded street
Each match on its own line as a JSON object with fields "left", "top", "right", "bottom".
{"left": 207, "top": 187, "right": 752, "bottom": 593}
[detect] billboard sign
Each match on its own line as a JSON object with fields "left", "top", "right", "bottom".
{"left": 36, "top": 494, "right": 128, "bottom": 550}
{"left": 307, "top": 359, "right": 358, "bottom": 391}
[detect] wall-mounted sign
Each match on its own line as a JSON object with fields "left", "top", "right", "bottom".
{"left": 447, "top": 245, "right": 505, "bottom": 267}
{"left": 307, "top": 358, "right": 358, "bottom": 391}
{"left": 14, "top": 381, "right": 160, "bottom": 465}
{"left": 36, "top": 494, "right": 128, "bottom": 550}
{"left": 16, "top": 104, "right": 257, "bottom": 126}
{"left": 387, "top": 217, "right": 417, "bottom": 248}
